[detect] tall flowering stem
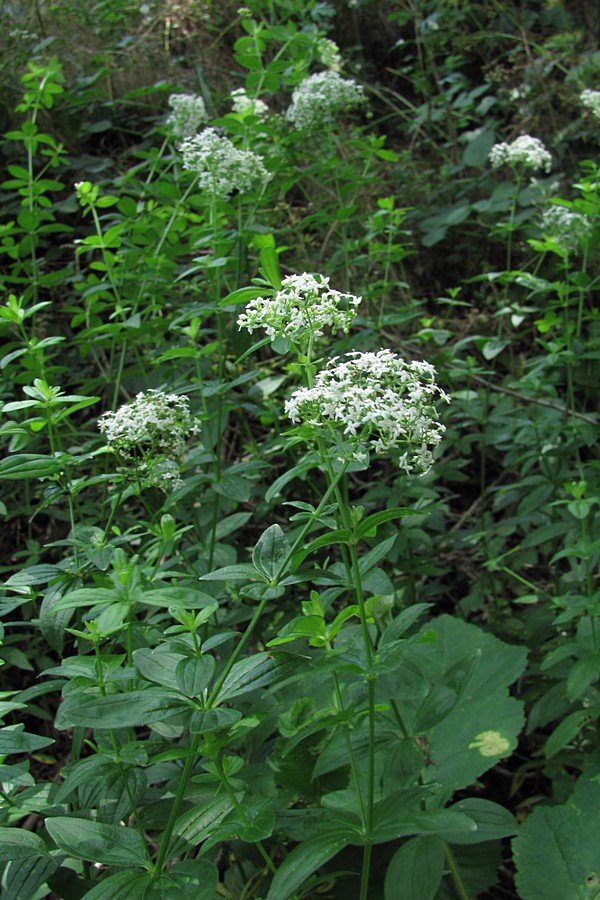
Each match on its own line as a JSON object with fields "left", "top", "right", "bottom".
{"left": 239, "top": 277, "right": 450, "bottom": 897}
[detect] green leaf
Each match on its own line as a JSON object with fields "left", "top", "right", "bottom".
{"left": 217, "top": 652, "right": 301, "bottom": 702}
{"left": 566, "top": 654, "right": 600, "bottom": 702}
{"left": 513, "top": 777, "right": 600, "bottom": 900}
{"left": 174, "top": 795, "right": 235, "bottom": 844}
{"left": 544, "top": 709, "right": 593, "bottom": 759}
{"left": 441, "top": 798, "right": 517, "bottom": 844}
{"left": 220, "top": 286, "right": 271, "bottom": 306}
{"left": 259, "top": 245, "right": 282, "bottom": 289}
{"left": 265, "top": 455, "right": 319, "bottom": 503}
{"left": 291, "top": 529, "right": 353, "bottom": 569}
{"left": 55, "top": 688, "right": 182, "bottom": 730}
{"left": 189, "top": 707, "right": 242, "bottom": 733}
{"left": 400, "top": 616, "right": 526, "bottom": 790}
{"left": 0, "top": 453, "right": 63, "bottom": 480}
{"left": 0, "top": 726, "right": 55, "bottom": 754}
{"left": 46, "top": 816, "right": 149, "bottom": 867}
{"left": 175, "top": 656, "right": 215, "bottom": 697}
{"left": 385, "top": 835, "right": 445, "bottom": 900}
{"left": 78, "top": 869, "right": 149, "bottom": 899}
{"left": 141, "top": 587, "right": 218, "bottom": 609}
{"left": 266, "top": 831, "right": 352, "bottom": 900}
{"left": 0, "top": 827, "right": 50, "bottom": 860}
{"left": 199, "top": 563, "right": 259, "bottom": 582}
{"left": 252, "top": 524, "right": 291, "bottom": 581}
{"left": 2, "top": 854, "right": 60, "bottom": 900}
{"left": 133, "top": 647, "right": 186, "bottom": 690}
{"left": 357, "top": 507, "right": 417, "bottom": 538}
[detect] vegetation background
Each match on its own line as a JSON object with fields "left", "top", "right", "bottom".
{"left": 0, "top": 0, "right": 599, "bottom": 898}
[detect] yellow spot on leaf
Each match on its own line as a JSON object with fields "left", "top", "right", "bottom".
{"left": 468, "top": 730, "right": 511, "bottom": 757}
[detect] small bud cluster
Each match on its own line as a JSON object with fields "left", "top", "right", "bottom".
{"left": 317, "top": 38, "right": 342, "bottom": 71}
{"left": 180, "top": 127, "right": 271, "bottom": 198}
{"left": 285, "top": 349, "right": 450, "bottom": 474}
{"left": 167, "top": 93, "right": 208, "bottom": 140}
{"left": 237, "top": 273, "right": 362, "bottom": 342}
{"left": 231, "top": 87, "right": 269, "bottom": 120}
{"left": 286, "top": 71, "right": 365, "bottom": 132}
{"left": 540, "top": 205, "right": 593, "bottom": 254}
{"left": 581, "top": 89, "right": 600, "bottom": 120}
{"left": 488, "top": 135, "right": 552, "bottom": 173}
{"left": 99, "top": 390, "right": 196, "bottom": 491}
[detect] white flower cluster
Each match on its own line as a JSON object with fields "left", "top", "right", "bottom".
{"left": 540, "top": 206, "right": 593, "bottom": 254}
{"left": 488, "top": 135, "right": 552, "bottom": 173}
{"left": 286, "top": 71, "right": 365, "bottom": 132}
{"left": 237, "top": 273, "right": 362, "bottom": 342}
{"left": 285, "top": 349, "right": 450, "bottom": 474}
{"left": 231, "top": 87, "right": 269, "bottom": 120}
{"left": 167, "top": 93, "right": 208, "bottom": 139}
{"left": 180, "top": 128, "right": 271, "bottom": 198}
{"left": 581, "top": 89, "right": 600, "bottom": 121}
{"left": 99, "top": 390, "right": 195, "bottom": 490}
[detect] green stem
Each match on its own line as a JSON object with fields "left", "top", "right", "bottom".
{"left": 444, "top": 842, "right": 471, "bottom": 900}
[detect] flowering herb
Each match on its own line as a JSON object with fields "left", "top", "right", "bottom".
{"left": 180, "top": 127, "right": 271, "bottom": 198}
{"left": 237, "top": 272, "right": 362, "bottom": 343}
{"left": 286, "top": 71, "right": 365, "bottom": 132}
{"left": 285, "top": 349, "right": 450, "bottom": 474}
{"left": 540, "top": 205, "right": 593, "bottom": 254}
{"left": 166, "top": 93, "right": 208, "bottom": 140}
{"left": 581, "top": 89, "right": 600, "bottom": 120}
{"left": 231, "top": 87, "right": 269, "bottom": 120}
{"left": 98, "top": 390, "right": 196, "bottom": 490}
{"left": 488, "top": 135, "right": 552, "bottom": 173}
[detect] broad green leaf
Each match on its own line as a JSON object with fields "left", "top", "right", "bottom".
{"left": 566, "top": 654, "right": 600, "bottom": 701}
{"left": 0, "top": 726, "right": 55, "bottom": 754}
{"left": 0, "top": 827, "right": 49, "bottom": 860}
{"left": 133, "top": 647, "right": 187, "bottom": 691}
{"left": 292, "top": 529, "right": 353, "bottom": 567}
{"left": 79, "top": 869, "right": 148, "bottom": 899}
{"left": 513, "top": 777, "right": 600, "bottom": 900}
{"left": 175, "top": 656, "right": 215, "bottom": 697}
{"left": 399, "top": 616, "right": 526, "bottom": 790}
{"left": 252, "top": 524, "right": 291, "bottom": 581}
{"left": 55, "top": 688, "right": 183, "bottom": 729}
{"left": 265, "top": 455, "right": 319, "bottom": 503}
{"left": 544, "top": 709, "right": 593, "bottom": 759}
{"left": 219, "top": 285, "right": 270, "bottom": 306}
{"left": 259, "top": 244, "right": 282, "bottom": 289}
{"left": 385, "top": 835, "right": 445, "bottom": 900}
{"left": 174, "top": 794, "right": 235, "bottom": 843}
{"left": 356, "top": 507, "right": 418, "bottom": 538}
{"left": 0, "top": 453, "right": 63, "bottom": 479}
{"left": 46, "top": 816, "right": 149, "bottom": 867}
{"left": 2, "top": 854, "right": 60, "bottom": 900}
{"left": 189, "top": 707, "right": 242, "bottom": 733}
{"left": 266, "top": 831, "right": 352, "bottom": 900}
{"left": 217, "top": 652, "right": 302, "bottom": 702}
{"left": 140, "top": 587, "right": 218, "bottom": 609}
{"left": 441, "top": 798, "right": 517, "bottom": 844}
{"left": 199, "top": 563, "right": 259, "bottom": 582}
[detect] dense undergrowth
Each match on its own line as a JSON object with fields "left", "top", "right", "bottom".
{"left": 0, "top": 1, "right": 599, "bottom": 897}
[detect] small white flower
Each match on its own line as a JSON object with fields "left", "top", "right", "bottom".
{"left": 167, "top": 93, "right": 208, "bottom": 139}
{"left": 237, "top": 273, "right": 362, "bottom": 342}
{"left": 488, "top": 135, "right": 552, "bottom": 173}
{"left": 99, "top": 390, "right": 195, "bottom": 491}
{"left": 581, "top": 89, "right": 600, "bottom": 120}
{"left": 286, "top": 71, "right": 365, "bottom": 132}
{"left": 231, "top": 87, "right": 269, "bottom": 120}
{"left": 179, "top": 127, "right": 271, "bottom": 198}
{"left": 285, "top": 349, "right": 450, "bottom": 474}
{"left": 540, "top": 205, "right": 593, "bottom": 254}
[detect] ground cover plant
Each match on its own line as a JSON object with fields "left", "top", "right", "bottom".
{"left": 0, "top": 1, "right": 599, "bottom": 897}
